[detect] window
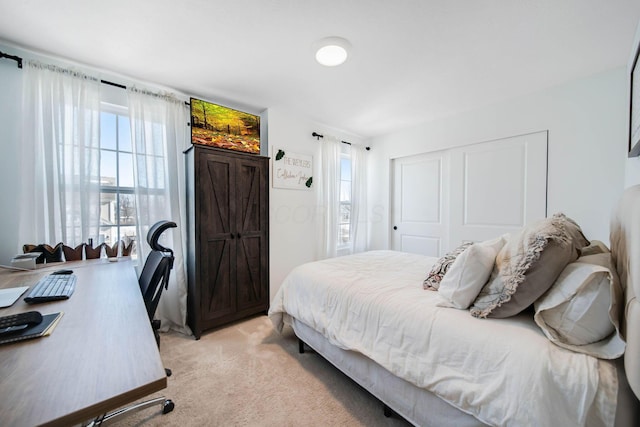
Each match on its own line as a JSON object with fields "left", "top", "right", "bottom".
{"left": 338, "top": 148, "right": 352, "bottom": 247}
{"left": 319, "top": 138, "right": 366, "bottom": 258}
{"left": 99, "top": 106, "right": 137, "bottom": 256}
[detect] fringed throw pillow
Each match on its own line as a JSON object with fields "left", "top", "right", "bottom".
{"left": 470, "top": 213, "right": 589, "bottom": 318}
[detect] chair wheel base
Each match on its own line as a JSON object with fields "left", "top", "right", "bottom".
{"left": 163, "top": 399, "right": 175, "bottom": 414}
{"left": 165, "top": 368, "right": 172, "bottom": 377}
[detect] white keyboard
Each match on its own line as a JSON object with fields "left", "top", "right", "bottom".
{"left": 24, "top": 274, "right": 76, "bottom": 303}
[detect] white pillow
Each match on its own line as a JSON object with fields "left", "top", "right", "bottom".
{"left": 533, "top": 253, "right": 626, "bottom": 359}
{"left": 437, "top": 236, "right": 507, "bottom": 309}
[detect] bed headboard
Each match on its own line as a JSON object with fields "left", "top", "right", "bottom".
{"left": 611, "top": 184, "right": 640, "bottom": 399}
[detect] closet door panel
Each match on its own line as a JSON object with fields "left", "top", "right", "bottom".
{"left": 462, "top": 146, "right": 525, "bottom": 226}
{"left": 390, "top": 131, "right": 547, "bottom": 256}
{"left": 391, "top": 151, "right": 449, "bottom": 257}
{"left": 448, "top": 131, "right": 548, "bottom": 248}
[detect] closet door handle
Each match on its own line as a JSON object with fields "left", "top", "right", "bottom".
{"left": 230, "top": 233, "right": 235, "bottom": 239}
{"left": 237, "top": 233, "right": 241, "bottom": 239}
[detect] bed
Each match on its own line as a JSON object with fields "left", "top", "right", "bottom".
{"left": 269, "top": 185, "right": 640, "bottom": 427}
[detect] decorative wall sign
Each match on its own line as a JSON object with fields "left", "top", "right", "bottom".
{"left": 272, "top": 148, "right": 313, "bottom": 189}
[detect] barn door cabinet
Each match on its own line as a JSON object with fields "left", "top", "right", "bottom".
{"left": 185, "top": 144, "right": 269, "bottom": 339}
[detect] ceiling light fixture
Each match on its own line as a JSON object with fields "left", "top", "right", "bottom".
{"left": 314, "top": 37, "right": 351, "bottom": 67}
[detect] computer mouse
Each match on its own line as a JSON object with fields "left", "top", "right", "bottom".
{"left": 52, "top": 269, "right": 73, "bottom": 275}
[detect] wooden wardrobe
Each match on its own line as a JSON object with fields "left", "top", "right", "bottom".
{"left": 185, "top": 144, "right": 269, "bottom": 339}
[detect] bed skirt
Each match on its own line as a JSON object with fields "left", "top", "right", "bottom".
{"left": 289, "top": 316, "right": 639, "bottom": 427}
{"left": 290, "top": 316, "right": 485, "bottom": 427}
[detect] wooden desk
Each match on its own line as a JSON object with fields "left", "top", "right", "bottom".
{"left": 0, "top": 259, "right": 167, "bottom": 427}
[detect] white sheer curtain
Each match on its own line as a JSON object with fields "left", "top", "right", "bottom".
{"left": 317, "top": 136, "right": 369, "bottom": 258}
{"left": 349, "top": 144, "right": 368, "bottom": 253}
{"left": 317, "top": 136, "right": 342, "bottom": 259}
{"left": 18, "top": 62, "right": 102, "bottom": 248}
{"left": 127, "top": 88, "right": 191, "bottom": 335}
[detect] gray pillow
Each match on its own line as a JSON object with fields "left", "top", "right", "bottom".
{"left": 470, "top": 213, "right": 589, "bottom": 318}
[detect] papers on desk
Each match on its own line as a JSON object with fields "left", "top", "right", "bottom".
{"left": 0, "top": 312, "right": 64, "bottom": 346}
{"left": 0, "top": 286, "right": 29, "bottom": 308}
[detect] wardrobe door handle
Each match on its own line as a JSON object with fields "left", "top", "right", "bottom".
{"left": 237, "top": 233, "right": 241, "bottom": 239}
{"left": 230, "top": 233, "right": 235, "bottom": 239}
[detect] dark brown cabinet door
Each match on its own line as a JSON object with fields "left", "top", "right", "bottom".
{"left": 188, "top": 145, "right": 269, "bottom": 338}
{"left": 198, "top": 152, "right": 236, "bottom": 323}
{"left": 235, "top": 157, "right": 268, "bottom": 312}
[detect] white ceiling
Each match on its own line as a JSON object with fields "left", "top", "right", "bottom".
{"left": 1, "top": 0, "right": 639, "bottom": 138}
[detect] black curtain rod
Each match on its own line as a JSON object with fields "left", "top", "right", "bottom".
{"left": 0, "top": 50, "right": 23, "bottom": 68}
{"left": 312, "top": 131, "right": 370, "bottom": 150}
{"left": 100, "top": 79, "right": 126, "bottom": 89}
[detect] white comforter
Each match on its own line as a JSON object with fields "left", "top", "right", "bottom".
{"left": 269, "top": 250, "right": 618, "bottom": 427}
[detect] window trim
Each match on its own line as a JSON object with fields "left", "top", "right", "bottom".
{"left": 99, "top": 104, "right": 136, "bottom": 248}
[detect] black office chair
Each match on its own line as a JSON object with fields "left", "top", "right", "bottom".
{"left": 139, "top": 220, "right": 178, "bottom": 350}
{"left": 87, "top": 220, "right": 177, "bottom": 426}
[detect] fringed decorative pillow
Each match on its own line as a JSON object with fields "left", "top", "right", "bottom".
{"left": 470, "top": 213, "right": 589, "bottom": 318}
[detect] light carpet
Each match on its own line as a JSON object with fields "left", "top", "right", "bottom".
{"left": 114, "top": 315, "right": 412, "bottom": 426}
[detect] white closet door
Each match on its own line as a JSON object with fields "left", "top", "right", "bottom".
{"left": 448, "top": 131, "right": 547, "bottom": 250}
{"left": 391, "top": 131, "right": 547, "bottom": 256}
{"left": 391, "top": 150, "right": 449, "bottom": 256}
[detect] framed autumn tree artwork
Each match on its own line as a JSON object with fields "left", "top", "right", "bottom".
{"left": 190, "top": 97, "right": 261, "bottom": 154}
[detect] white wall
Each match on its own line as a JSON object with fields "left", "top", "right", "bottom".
{"left": 267, "top": 107, "right": 364, "bottom": 298}
{"left": 368, "top": 67, "right": 628, "bottom": 250}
